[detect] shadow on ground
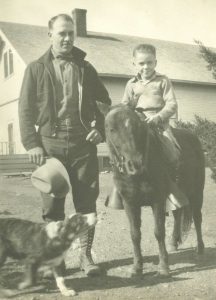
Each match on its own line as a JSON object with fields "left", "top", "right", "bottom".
{"left": 1, "top": 246, "right": 216, "bottom": 296}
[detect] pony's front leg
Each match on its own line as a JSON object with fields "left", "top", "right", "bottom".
{"left": 152, "top": 202, "right": 170, "bottom": 277}
{"left": 123, "top": 201, "right": 142, "bottom": 277}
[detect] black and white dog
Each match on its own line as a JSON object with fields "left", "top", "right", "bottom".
{"left": 0, "top": 213, "right": 97, "bottom": 296}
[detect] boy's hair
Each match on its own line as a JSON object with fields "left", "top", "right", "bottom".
{"left": 48, "top": 14, "right": 74, "bottom": 31}
{"left": 133, "top": 44, "right": 156, "bottom": 57}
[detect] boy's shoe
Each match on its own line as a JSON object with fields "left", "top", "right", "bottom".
{"left": 166, "top": 180, "right": 189, "bottom": 212}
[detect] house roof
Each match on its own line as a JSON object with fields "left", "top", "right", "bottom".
{"left": 0, "top": 21, "right": 215, "bottom": 85}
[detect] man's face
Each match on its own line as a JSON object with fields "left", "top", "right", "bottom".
{"left": 48, "top": 17, "right": 74, "bottom": 54}
{"left": 133, "top": 52, "right": 157, "bottom": 79}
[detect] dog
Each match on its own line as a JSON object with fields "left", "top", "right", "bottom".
{"left": 0, "top": 213, "right": 97, "bottom": 296}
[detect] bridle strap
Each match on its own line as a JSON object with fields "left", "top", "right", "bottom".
{"left": 142, "top": 125, "right": 150, "bottom": 174}
{"left": 107, "top": 121, "right": 150, "bottom": 175}
{"left": 107, "top": 131, "right": 125, "bottom": 173}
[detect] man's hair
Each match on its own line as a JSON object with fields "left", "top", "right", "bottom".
{"left": 133, "top": 44, "right": 156, "bottom": 57}
{"left": 48, "top": 14, "right": 74, "bottom": 31}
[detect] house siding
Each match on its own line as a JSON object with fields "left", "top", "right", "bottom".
{"left": 0, "top": 100, "right": 25, "bottom": 154}
{"left": 0, "top": 38, "right": 25, "bottom": 154}
{"left": 102, "top": 76, "right": 216, "bottom": 122}
{"left": 0, "top": 44, "right": 25, "bottom": 105}
{"left": 173, "top": 82, "right": 216, "bottom": 122}
{"left": 0, "top": 69, "right": 216, "bottom": 155}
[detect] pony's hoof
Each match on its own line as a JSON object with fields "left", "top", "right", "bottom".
{"left": 196, "top": 242, "right": 205, "bottom": 255}
{"left": 168, "top": 244, "right": 178, "bottom": 252}
{"left": 18, "top": 281, "right": 33, "bottom": 290}
{"left": 155, "top": 267, "right": 170, "bottom": 278}
{"left": 129, "top": 266, "right": 143, "bottom": 278}
{"left": 154, "top": 271, "right": 171, "bottom": 278}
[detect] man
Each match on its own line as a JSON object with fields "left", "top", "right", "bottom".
{"left": 19, "top": 14, "right": 111, "bottom": 276}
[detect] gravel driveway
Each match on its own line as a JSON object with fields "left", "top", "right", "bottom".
{"left": 0, "top": 169, "right": 216, "bottom": 299}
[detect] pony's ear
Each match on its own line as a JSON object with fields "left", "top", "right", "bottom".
{"left": 96, "top": 102, "right": 111, "bottom": 116}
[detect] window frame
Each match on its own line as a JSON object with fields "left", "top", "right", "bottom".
{"left": 3, "top": 49, "right": 14, "bottom": 79}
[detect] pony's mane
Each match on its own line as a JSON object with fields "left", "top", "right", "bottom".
{"left": 109, "top": 104, "right": 132, "bottom": 112}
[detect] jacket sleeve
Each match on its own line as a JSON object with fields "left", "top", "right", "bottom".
{"left": 88, "top": 63, "right": 112, "bottom": 141}
{"left": 88, "top": 63, "right": 112, "bottom": 106}
{"left": 18, "top": 63, "right": 41, "bottom": 151}
{"left": 157, "top": 76, "right": 178, "bottom": 121}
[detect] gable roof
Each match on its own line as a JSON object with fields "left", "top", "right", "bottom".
{"left": 0, "top": 21, "right": 215, "bottom": 85}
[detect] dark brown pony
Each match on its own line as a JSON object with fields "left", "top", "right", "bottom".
{"left": 105, "top": 105, "right": 205, "bottom": 277}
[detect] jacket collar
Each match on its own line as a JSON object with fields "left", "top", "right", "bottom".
{"left": 37, "top": 46, "right": 86, "bottom": 67}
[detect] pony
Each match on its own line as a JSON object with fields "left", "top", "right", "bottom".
{"left": 105, "top": 104, "right": 205, "bottom": 277}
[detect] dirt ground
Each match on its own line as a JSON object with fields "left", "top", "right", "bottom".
{"left": 0, "top": 168, "right": 216, "bottom": 300}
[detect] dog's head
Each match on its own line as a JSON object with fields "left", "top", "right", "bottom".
{"left": 45, "top": 213, "right": 97, "bottom": 242}
{"left": 63, "top": 213, "right": 97, "bottom": 242}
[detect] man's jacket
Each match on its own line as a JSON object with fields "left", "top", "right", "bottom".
{"left": 19, "top": 46, "right": 111, "bottom": 151}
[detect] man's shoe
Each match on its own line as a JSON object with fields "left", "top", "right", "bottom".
{"left": 79, "top": 227, "right": 101, "bottom": 276}
{"left": 80, "top": 255, "right": 101, "bottom": 276}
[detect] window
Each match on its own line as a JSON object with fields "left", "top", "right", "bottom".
{"left": 4, "top": 49, "right": 14, "bottom": 78}
{"left": 9, "top": 49, "right": 14, "bottom": 74}
{"left": 3, "top": 52, "right": 8, "bottom": 78}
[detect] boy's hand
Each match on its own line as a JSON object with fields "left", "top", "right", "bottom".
{"left": 145, "top": 115, "right": 162, "bottom": 126}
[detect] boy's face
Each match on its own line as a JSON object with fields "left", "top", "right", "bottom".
{"left": 133, "top": 52, "right": 157, "bottom": 79}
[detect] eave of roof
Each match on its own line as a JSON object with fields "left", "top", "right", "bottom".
{"left": 100, "top": 73, "right": 216, "bottom": 86}
{"left": 0, "top": 21, "right": 216, "bottom": 85}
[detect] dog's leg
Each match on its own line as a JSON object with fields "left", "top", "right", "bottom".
{"left": 18, "top": 261, "right": 39, "bottom": 290}
{"left": 53, "top": 264, "right": 77, "bottom": 297}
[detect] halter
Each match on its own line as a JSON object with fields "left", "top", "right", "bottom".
{"left": 107, "top": 117, "right": 150, "bottom": 176}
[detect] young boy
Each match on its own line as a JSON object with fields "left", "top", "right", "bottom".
{"left": 122, "top": 43, "right": 188, "bottom": 211}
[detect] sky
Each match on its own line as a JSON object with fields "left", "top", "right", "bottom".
{"left": 0, "top": 0, "right": 216, "bottom": 47}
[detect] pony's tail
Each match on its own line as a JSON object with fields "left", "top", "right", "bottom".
{"left": 178, "top": 205, "right": 193, "bottom": 244}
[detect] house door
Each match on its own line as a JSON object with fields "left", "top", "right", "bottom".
{"left": 8, "top": 123, "right": 14, "bottom": 154}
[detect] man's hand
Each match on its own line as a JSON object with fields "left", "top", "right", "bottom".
{"left": 27, "top": 147, "right": 45, "bottom": 166}
{"left": 145, "top": 114, "right": 162, "bottom": 126}
{"left": 86, "top": 129, "right": 102, "bottom": 145}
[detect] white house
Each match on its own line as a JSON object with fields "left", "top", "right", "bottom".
{"left": 0, "top": 8, "right": 216, "bottom": 155}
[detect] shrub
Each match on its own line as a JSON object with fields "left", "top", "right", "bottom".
{"left": 176, "top": 115, "right": 216, "bottom": 181}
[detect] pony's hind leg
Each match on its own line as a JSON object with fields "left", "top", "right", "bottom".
{"left": 0, "top": 238, "right": 7, "bottom": 267}
{"left": 123, "top": 201, "right": 142, "bottom": 277}
{"left": 152, "top": 202, "right": 170, "bottom": 277}
{"left": 193, "top": 206, "right": 204, "bottom": 255}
